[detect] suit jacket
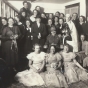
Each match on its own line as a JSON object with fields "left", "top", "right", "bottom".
{"left": 31, "top": 22, "right": 47, "bottom": 46}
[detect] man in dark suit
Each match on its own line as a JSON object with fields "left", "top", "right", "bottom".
{"left": 20, "top": 1, "right": 32, "bottom": 18}
{"left": 31, "top": 16, "right": 47, "bottom": 49}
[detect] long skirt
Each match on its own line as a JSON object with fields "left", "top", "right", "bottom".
{"left": 15, "top": 69, "right": 45, "bottom": 87}
{"left": 64, "top": 63, "right": 88, "bottom": 84}
{"left": 42, "top": 70, "right": 68, "bottom": 88}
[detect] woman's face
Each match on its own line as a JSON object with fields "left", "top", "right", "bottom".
{"left": 8, "top": 18, "right": 14, "bottom": 26}
{"left": 55, "top": 12, "right": 60, "bottom": 17}
{"left": 41, "top": 14, "right": 45, "bottom": 18}
{"left": 51, "top": 31, "right": 56, "bottom": 36}
{"left": 59, "top": 19, "right": 63, "bottom": 25}
{"left": 49, "top": 14, "right": 53, "bottom": 19}
{"left": 2, "top": 19, "right": 7, "bottom": 25}
{"left": 50, "top": 46, "right": 55, "bottom": 54}
{"left": 34, "top": 45, "right": 40, "bottom": 53}
{"left": 81, "top": 35, "right": 85, "bottom": 41}
{"left": 60, "top": 13, "right": 64, "bottom": 18}
{"left": 33, "top": 10, "right": 38, "bottom": 16}
{"left": 48, "top": 19, "right": 52, "bottom": 25}
{"left": 54, "top": 17, "right": 58, "bottom": 22}
{"left": 63, "top": 46, "right": 69, "bottom": 53}
{"left": 79, "top": 17, "right": 84, "bottom": 22}
{"left": 26, "top": 21, "right": 30, "bottom": 26}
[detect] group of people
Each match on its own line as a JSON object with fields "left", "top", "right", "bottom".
{"left": 0, "top": 0, "right": 88, "bottom": 87}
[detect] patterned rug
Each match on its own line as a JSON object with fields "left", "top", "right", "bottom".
{"left": 6, "top": 80, "right": 88, "bottom": 88}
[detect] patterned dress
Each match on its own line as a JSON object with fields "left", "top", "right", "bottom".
{"left": 44, "top": 53, "right": 68, "bottom": 87}
{"left": 61, "top": 52, "right": 88, "bottom": 84}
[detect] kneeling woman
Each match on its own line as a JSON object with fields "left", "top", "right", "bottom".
{"left": 60, "top": 44, "right": 88, "bottom": 84}
{"left": 44, "top": 45, "right": 68, "bottom": 88}
{"left": 15, "top": 44, "right": 46, "bottom": 87}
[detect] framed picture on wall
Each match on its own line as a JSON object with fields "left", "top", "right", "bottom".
{"left": 65, "top": 3, "right": 80, "bottom": 16}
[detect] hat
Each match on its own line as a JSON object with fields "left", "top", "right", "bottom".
{"left": 50, "top": 26, "right": 56, "bottom": 32}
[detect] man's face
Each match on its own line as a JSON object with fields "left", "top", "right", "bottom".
{"left": 72, "top": 14, "right": 77, "bottom": 20}
{"left": 36, "top": 7, "right": 41, "bottom": 11}
{"left": 24, "top": 3, "right": 28, "bottom": 9}
{"left": 36, "top": 18, "right": 41, "bottom": 23}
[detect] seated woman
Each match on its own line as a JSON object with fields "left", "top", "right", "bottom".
{"left": 60, "top": 44, "right": 88, "bottom": 85}
{"left": 15, "top": 44, "right": 46, "bottom": 87}
{"left": 44, "top": 45, "right": 68, "bottom": 88}
{"left": 76, "top": 34, "right": 88, "bottom": 66}
{"left": 44, "top": 26, "right": 61, "bottom": 52}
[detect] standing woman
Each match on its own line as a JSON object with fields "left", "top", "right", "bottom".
{"left": 24, "top": 19, "right": 33, "bottom": 57}
{"left": 14, "top": 15, "right": 25, "bottom": 58}
{"left": 0, "top": 17, "right": 8, "bottom": 58}
{"left": 2, "top": 18, "right": 21, "bottom": 70}
{"left": 46, "top": 19, "right": 53, "bottom": 35}
{"left": 30, "top": 9, "right": 38, "bottom": 23}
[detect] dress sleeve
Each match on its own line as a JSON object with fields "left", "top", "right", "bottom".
{"left": 26, "top": 53, "right": 33, "bottom": 60}
{"left": 56, "top": 53, "right": 62, "bottom": 61}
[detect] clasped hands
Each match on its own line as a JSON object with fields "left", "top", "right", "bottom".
{"left": 10, "top": 34, "right": 18, "bottom": 40}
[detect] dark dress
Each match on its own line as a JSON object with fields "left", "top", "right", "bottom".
{"left": 82, "top": 22, "right": 88, "bottom": 40}
{"left": 0, "top": 25, "right": 8, "bottom": 58}
{"left": 46, "top": 24, "right": 53, "bottom": 35}
{"left": 20, "top": 16, "right": 26, "bottom": 26}
{"left": 15, "top": 23, "right": 26, "bottom": 58}
{"left": 2, "top": 26, "right": 20, "bottom": 67}
{"left": 75, "top": 22, "right": 84, "bottom": 41}
{"left": 24, "top": 27, "right": 32, "bottom": 56}
{"left": 31, "top": 23, "right": 47, "bottom": 48}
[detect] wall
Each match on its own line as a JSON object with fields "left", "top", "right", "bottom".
{"left": 8, "top": 1, "right": 65, "bottom": 14}
{"left": 64, "top": 0, "right": 86, "bottom": 17}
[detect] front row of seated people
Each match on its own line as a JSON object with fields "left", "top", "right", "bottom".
{"left": 15, "top": 44, "right": 88, "bottom": 88}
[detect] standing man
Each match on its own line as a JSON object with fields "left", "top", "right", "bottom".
{"left": 31, "top": 16, "right": 47, "bottom": 49}
{"left": 20, "top": 1, "right": 32, "bottom": 18}
{"left": 66, "top": 14, "right": 79, "bottom": 52}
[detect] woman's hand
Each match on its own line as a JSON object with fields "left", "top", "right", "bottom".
{"left": 33, "top": 68, "right": 39, "bottom": 73}
{"left": 82, "top": 68, "right": 88, "bottom": 72}
{"left": 14, "top": 35, "right": 18, "bottom": 39}
{"left": 51, "top": 63, "right": 58, "bottom": 70}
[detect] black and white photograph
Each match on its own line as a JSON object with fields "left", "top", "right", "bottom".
{"left": 0, "top": 0, "right": 88, "bottom": 88}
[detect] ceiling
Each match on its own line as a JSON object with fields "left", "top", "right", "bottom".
{"left": 33, "top": 0, "right": 76, "bottom": 3}
{"left": 6, "top": 0, "right": 76, "bottom": 4}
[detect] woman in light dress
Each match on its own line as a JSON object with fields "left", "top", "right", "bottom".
{"left": 15, "top": 44, "right": 46, "bottom": 87}
{"left": 44, "top": 45, "right": 68, "bottom": 88}
{"left": 60, "top": 44, "right": 88, "bottom": 84}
